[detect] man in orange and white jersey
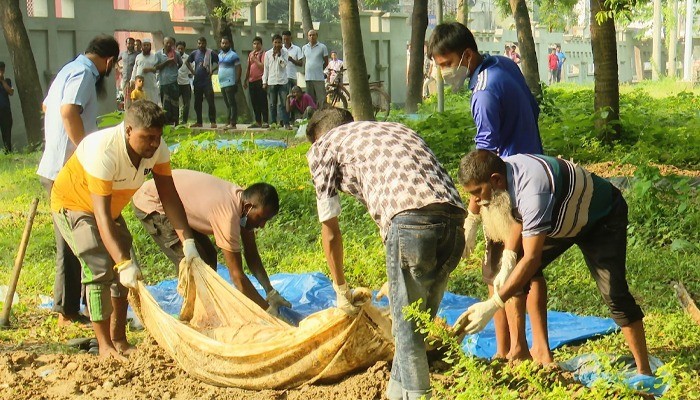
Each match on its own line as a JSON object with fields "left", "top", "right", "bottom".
{"left": 51, "top": 100, "right": 201, "bottom": 361}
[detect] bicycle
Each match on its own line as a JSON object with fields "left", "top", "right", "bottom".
{"left": 324, "top": 68, "right": 391, "bottom": 121}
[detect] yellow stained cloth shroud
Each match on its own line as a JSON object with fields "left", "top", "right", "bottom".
{"left": 130, "top": 257, "right": 395, "bottom": 389}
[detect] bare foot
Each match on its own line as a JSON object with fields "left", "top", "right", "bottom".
{"left": 530, "top": 346, "right": 555, "bottom": 365}
{"left": 100, "top": 346, "right": 128, "bottom": 362}
{"left": 113, "top": 339, "right": 136, "bottom": 356}
{"left": 57, "top": 313, "right": 91, "bottom": 327}
{"left": 506, "top": 349, "right": 533, "bottom": 361}
{"left": 492, "top": 352, "right": 508, "bottom": 360}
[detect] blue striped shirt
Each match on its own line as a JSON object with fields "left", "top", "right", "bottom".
{"left": 504, "top": 154, "right": 613, "bottom": 238}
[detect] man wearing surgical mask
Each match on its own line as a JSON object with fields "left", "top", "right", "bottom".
{"left": 428, "top": 22, "right": 548, "bottom": 365}
{"left": 131, "top": 169, "right": 292, "bottom": 320}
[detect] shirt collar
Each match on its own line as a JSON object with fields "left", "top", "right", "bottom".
{"left": 77, "top": 54, "right": 100, "bottom": 79}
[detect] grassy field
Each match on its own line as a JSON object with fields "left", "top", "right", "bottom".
{"left": 1, "top": 81, "right": 699, "bottom": 398}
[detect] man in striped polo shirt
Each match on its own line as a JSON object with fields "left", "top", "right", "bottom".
{"left": 453, "top": 150, "right": 652, "bottom": 376}
{"left": 51, "top": 100, "right": 201, "bottom": 361}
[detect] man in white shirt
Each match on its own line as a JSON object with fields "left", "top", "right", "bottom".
{"left": 282, "top": 30, "right": 302, "bottom": 93}
{"left": 176, "top": 41, "right": 192, "bottom": 125}
{"left": 301, "top": 29, "right": 328, "bottom": 107}
{"left": 130, "top": 38, "right": 160, "bottom": 105}
{"left": 263, "top": 34, "right": 290, "bottom": 129}
{"left": 325, "top": 50, "right": 344, "bottom": 85}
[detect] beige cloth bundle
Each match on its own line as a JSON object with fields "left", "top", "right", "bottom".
{"left": 130, "top": 257, "right": 394, "bottom": 389}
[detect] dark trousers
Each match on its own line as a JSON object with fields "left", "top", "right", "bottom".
{"left": 267, "top": 84, "right": 289, "bottom": 125}
{"left": 178, "top": 84, "right": 192, "bottom": 124}
{"left": 0, "top": 107, "right": 11, "bottom": 153}
{"left": 221, "top": 85, "right": 238, "bottom": 125}
{"left": 40, "top": 177, "right": 83, "bottom": 316}
{"left": 287, "top": 78, "right": 297, "bottom": 93}
{"left": 193, "top": 85, "right": 216, "bottom": 124}
{"left": 132, "top": 204, "right": 218, "bottom": 273}
{"left": 161, "top": 82, "right": 180, "bottom": 125}
{"left": 248, "top": 79, "right": 268, "bottom": 124}
{"left": 539, "top": 188, "right": 644, "bottom": 326}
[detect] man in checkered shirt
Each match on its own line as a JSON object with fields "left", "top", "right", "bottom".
{"left": 306, "top": 108, "right": 466, "bottom": 400}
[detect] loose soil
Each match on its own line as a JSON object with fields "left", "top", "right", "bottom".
{"left": 0, "top": 339, "right": 391, "bottom": 400}
{"left": 584, "top": 161, "right": 700, "bottom": 178}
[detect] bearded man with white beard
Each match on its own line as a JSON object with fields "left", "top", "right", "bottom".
{"left": 454, "top": 150, "right": 653, "bottom": 377}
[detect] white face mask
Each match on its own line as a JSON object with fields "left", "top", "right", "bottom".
{"left": 441, "top": 51, "right": 470, "bottom": 93}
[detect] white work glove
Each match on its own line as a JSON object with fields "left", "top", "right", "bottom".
{"left": 375, "top": 281, "right": 390, "bottom": 302}
{"left": 453, "top": 292, "right": 505, "bottom": 335}
{"left": 333, "top": 282, "right": 359, "bottom": 315}
{"left": 493, "top": 249, "right": 518, "bottom": 292}
{"left": 182, "top": 238, "right": 200, "bottom": 262}
{"left": 463, "top": 210, "right": 481, "bottom": 258}
{"left": 266, "top": 289, "right": 292, "bottom": 314}
{"left": 115, "top": 259, "right": 142, "bottom": 289}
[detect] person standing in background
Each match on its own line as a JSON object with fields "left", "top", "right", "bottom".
{"left": 117, "top": 38, "right": 137, "bottom": 109}
{"left": 155, "top": 37, "right": 182, "bottom": 125}
{"left": 186, "top": 37, "right": 219, "bottom": 129}
{"left": 556, "top": 45, "right": 567, "bottom": 82}
{"left": 262, "top": 34, "right": 290, "bottom": 130}
{"left": 282, "top": 30, "right": 302, "bottom": 93}
{"left": 37, "top": 35, "right": 120, "bottom": 327}
{"left": 0, "top": 61, "right": 14, "bottom": 153}
{"left": 244, "top": 36, "right": 269, "bottom": 129}
{"left": 218, "top": 36, "right": 242, "bottom": 130}
{"left": 131, "top": 38, "right": 160, "bottom": 105}
{"left": 176, "top": 41, "right": 192, "bottom": 126}
{"left": 548, "top": 47, "right": 559, "bottom": 85}
{"left": 325, "top": 50, "right": 344, "bottom": 86}
{"left": 301, "top": 30, "right": 328, "bottom": 108}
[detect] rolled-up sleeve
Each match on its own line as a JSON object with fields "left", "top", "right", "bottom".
{"left": 308, "top": 145, "right": 341, "bottom": 222}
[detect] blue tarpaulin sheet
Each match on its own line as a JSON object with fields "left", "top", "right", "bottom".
{"left": 168, "top": 139, "right": 286, "bottom": 153}
{"left": 42, "top": 268, "right": 667, "bottom": 395}
{"left": 146, "top": 267, "right": 619, "bottom": 359}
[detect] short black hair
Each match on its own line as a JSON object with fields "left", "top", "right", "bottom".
{"left": 305, "top": 107, "right": 354, "bottom": 143}
{"left": 134, "top": 75, "right": 144, "bottom": 81}
{"left": 272, "top": 34, "right": 282, "bottom": 42}
{"left": 125, "top": 100, "right": 167, "bottom": 130}
{"left": 198, "top": 36, "right": 207, "bottom": 43}
{"left": 176, "top": 41, "right": 186, "bottom": 48}
{"left": 458, "top": 150, "right": 506, "bottom": 186}
{"left": 253, "top": 36, "right": 262, "bottom": 44}
{"left": 135, "top": 39, "right": 142, "bottom": 43}
{"left": 282, "top": 30, "right": 292, "bottom": 37}
{"left": 427, "top": 22, "right": 478, "bottom": 59}
{"left": 85, "top": 34, "right": 120, "bottom": 60}
{"left": 243, "top": 183, "right": 280, "bottom": 214}
{"left": 0, "top": 61, "right": 5, "bottom": 70}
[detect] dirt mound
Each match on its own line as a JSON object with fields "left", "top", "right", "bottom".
{"left": 585, "top": 161, "right": 700, "bottom": 178}
{"left": 0, "top": 340, "right": 390, "bottom": 400}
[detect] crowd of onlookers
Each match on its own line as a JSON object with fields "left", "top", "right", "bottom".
{"left": 117, "top": 30, "right": 346, "bottom": 130}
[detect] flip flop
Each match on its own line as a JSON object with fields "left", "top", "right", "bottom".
{"left": 66, "top": 337, "right": 96, "bottom": 351}
{"left": 87, "top": 339, "right": 99, "bottom": 355}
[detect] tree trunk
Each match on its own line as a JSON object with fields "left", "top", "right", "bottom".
{"left": 590, "top": 0, "right": 620, "bottom": 142}
{"left": 668, "top": 0, "right": 678, "bottom": 77}
{"left": 651, "top": 0, "right": 663, "bottom": 80}
{"left": 509, "top": 0, "right": 542, "bottom": 98}
{"left": 298, "top": 0, "right": 313, "bottom": 35}
{"left": 203, "top": 0, "right": 232, "bottom": 43}
{"left": 405, "top": 0, "right": 427, "bottom": 113}
{"left": 0, "top": 0, "right": 43, "bottom": 148}
{"left": 456, "top": 0, "right": 469, "bottom": 26}
{"left": 339, "top": 0, "right": 374, "bottom": 120}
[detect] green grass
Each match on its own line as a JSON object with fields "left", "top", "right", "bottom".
{"left": 1, "top": 81, "right": 699, "bottom": 398}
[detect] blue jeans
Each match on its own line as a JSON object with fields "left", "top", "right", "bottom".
{"left": 267, "top": 84, "right": 289, "bottom": 125}
{"left": 385, "top": 205, "right": 465, "bottom": 400}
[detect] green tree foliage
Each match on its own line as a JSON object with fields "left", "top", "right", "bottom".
{"left": 494, "top": 0, "right": 579, "bottom": 32}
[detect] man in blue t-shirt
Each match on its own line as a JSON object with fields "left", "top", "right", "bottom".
{"left": 0, "top": 61, "right": 14, "bottom": 153}
{"left": 187, "top": 37, "right": 219, "bottom": 128}
{"left": 454, "top": 150, "right": 653, "bottom": 377}
{"left": 556, "top": 45, "right": 567, "bottom": 82}
{"left": 218, "top": 36, "right": 241, "bottom": 130}
{"left": 429, "top": 22, "right": 545, "bottom": 364}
